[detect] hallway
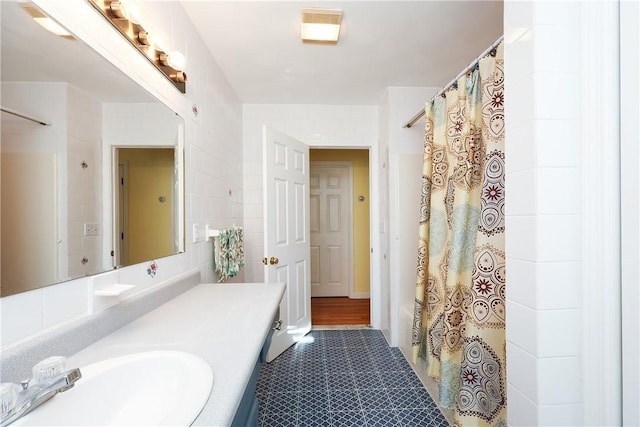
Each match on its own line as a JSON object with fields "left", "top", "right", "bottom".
{"left": 311, "top": 297, "right": 370, "bottom": 326}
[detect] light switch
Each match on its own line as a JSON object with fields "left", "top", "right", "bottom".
{"left": 192, "top": 224, "right": 207, "bottom": 243}
{"left": 192, "top": 224, "right": 199, "bottom": 243}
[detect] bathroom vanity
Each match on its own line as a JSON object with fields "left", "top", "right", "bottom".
{"left": 69, "top": 282, "right": 284, "bottom": 426}
{"left": 0, "top": 275, "right": 285, "bottom": 427}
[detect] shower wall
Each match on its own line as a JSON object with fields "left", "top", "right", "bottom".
{"left": 379, "top": 87, "right": 439, "bottom": 347}
{"left": 505, "top": 1, "right": 621, "bottom": 425}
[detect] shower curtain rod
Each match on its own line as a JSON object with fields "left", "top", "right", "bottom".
{"left": 404, "top": 35, "right": 504, "bottom": 129}
{"left": 0, "top": 106, "right": 52, "bottom": 126}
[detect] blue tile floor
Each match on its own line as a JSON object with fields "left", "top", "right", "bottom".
{"left": 257, "top": 329, "right": 449, "bottom": 426}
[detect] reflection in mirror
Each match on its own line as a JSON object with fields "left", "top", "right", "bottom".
{"left": 0, "top": 0, "right": 185, "bottom": 297}
{"left": 115, "top": 147, "right": 178, "bottom": 266}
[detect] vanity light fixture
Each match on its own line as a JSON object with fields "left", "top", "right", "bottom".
{"left": 19, "top": 2, "right": 75, "bottom": 40}
{"left": 160, "top": 51, "right": 186, "bottom": 70}
{"left": 86, "top": 0, "right": 187, "bottom": 93}
{"left": 301, "top": 8, "right": 342, "bottom": 44}
{"left": 108, "top": 0, "right": 141, "bottom": 24}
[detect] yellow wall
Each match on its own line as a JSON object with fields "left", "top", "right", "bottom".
{"left": 119, "top": 148, "right": 174, "bottom": 265}
{"left": 310, "top": 149, "right": 370, "bottom": 294}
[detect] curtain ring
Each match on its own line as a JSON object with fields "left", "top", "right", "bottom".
{"left": 489, "top": 48, "right": 497, "bottom": 57}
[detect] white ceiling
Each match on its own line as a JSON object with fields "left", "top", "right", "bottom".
{"left": 180, "top": 1, "right": 504, "bottom": 105}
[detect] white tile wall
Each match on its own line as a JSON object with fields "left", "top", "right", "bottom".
{"left": 537, "top": 356, "right": 582, "bottom": 404}
{"left": 505, "top": 216, "right": 537, "bottom": 261}
{"left": 506, "top": 121, "right": 535, "bottom": 173}
{"left": 537, "top": 168, "right": 581, "bottom": 215}
{"left": 535, "top": 262, "right": 581, "bottom": 310}
{"left": 538, "top": 403, "right": 583, "bottom": 426}
{"left": 378, "top": 93, "right": 390, "bottom": 337}
{"left": 507, "top": 383, "right": 538, "bottom": 426}
{"left": 536, "top": 120, "right": 580, "bottom": 167}
{"left": 505, "top": 0, "right": 589, "bottom": 424}
{"left": 506, "top": 342, "right": 538, "bottom": 402}
{"left": 533, "top": 72, "right": 580, "bottom": 120}
{"left": 537, "top": 309, "right": 581, "bottom": 357}
{"left": 67, "top": 86, "right": 103, "bottom": 279}
{"left": 505, "top": 301, "right": 537, "bottom": 355}
{"left": 536, "top": 215, "right": 582, "bottom": 262}
{"left": 42, "top": 278, "right": 90, "bottom": 329}
{"left": 506, "top": 259, "right": 536, "bottom": 309}
{"left": 0, "top": 290, "right": 44, "bottom": 347}
{"left": 507, "top": 169, "right": 537, "bottom": 216}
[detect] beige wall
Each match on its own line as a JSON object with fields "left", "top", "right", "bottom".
{"left": 310, "top": 149, "right": 370, "bottom": 295}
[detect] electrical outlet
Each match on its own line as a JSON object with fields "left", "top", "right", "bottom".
{"left": 84, "top": 223, "right": 99, "bottom": 236}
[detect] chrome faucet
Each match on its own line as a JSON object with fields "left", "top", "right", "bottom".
{"left": 0, "top": 368, "right": 81, "bottom": 426}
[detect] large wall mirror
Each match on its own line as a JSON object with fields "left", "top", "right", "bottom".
{"left": 0, "top": 1, "right": 185, "bottom": 298}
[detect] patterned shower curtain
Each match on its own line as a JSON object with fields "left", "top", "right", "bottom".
{"left": 412, "top": 42, "right": 506, "bottom": 427}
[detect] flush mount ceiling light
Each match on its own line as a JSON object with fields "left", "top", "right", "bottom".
{"left": 19, "top": 1, "right": 75, "bottom": 40}
{"left": 301, "top": 8, "right": 342, "bottom": 44}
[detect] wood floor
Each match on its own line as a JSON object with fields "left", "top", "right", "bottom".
{"left": 311, "top": 297, "right": 370, "bottom": 326}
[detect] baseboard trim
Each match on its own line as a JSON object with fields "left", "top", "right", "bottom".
{"left": 349, "top": 292, "right": 370, "bottom": 299}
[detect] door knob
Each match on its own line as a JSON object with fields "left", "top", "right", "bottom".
{"left": 269, "top": 257, "right": 279, "bottom": 265}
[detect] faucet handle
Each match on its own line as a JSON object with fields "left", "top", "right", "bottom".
{"left": 0, "top": 383, "right": 20, "bottom": 417}
{"left": 32, "top": 356, "right": 66, "bottom": 384}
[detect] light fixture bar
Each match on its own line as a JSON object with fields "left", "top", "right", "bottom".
{"left": 301, "top": 8, "right": 342, "bottom": 44}
{"left": 86, "top": 0, "right": 186, "bottom": 93}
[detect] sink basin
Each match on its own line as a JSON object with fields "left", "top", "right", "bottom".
{"left": 13, "top": 351, "right": 213, "bottom": 426}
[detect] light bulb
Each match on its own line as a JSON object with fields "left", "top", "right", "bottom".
{"left": 110, "top": 0, "right": 141, "bottom": 24}
{"left": 146, "top": 32, "right": 167, "bottom": 52}
{"left": 166, "top": 51, "right": 186, "bottom": 69}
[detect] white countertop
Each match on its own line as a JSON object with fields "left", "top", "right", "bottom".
{"left": 66, "top": 282, "right": 285, "bottom": 427}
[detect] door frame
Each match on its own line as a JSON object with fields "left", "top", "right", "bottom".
{"left": 308, "top": 146, "right": 376, "bottom": 325}
{"left": 268, "top": 143, "right": 378, "bottom": 328}
{"left": 116, "top": 157, "right": 129, "bottom": 266}
{"left": 309, "top": 161, "right": 354, "bottom": 298}
{"left": 621, "top": 1, "right": 639, "bottom": 424}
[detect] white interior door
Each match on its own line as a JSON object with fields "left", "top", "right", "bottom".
{"left": 310, "top": 162, "right": 352, "bottom": 297}
{"left": 263, "top": 126, "right": 311, "bottom": 362}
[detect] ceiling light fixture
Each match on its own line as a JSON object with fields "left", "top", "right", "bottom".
{"left": 301, "top": 8, "right": 342, "bottom": 44}
{"left": 19, "top": 2, "right": 75, "bottom": 40}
